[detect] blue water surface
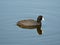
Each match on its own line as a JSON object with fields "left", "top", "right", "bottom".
{"left": 0, "top": 0, "right": 60, "bottom": 45}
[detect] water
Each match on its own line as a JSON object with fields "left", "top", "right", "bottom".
{"left": 0, "top": 0, "right": 60, "bottom": 45}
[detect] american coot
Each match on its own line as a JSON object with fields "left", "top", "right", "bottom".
{"left": 17, "top": 15, "right": 44, "bottom": 35}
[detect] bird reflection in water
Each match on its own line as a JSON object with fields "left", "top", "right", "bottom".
{"left": 17, "top": 25, "right": 43, "bottom": 35}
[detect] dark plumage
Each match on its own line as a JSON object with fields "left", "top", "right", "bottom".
{"left": 17, "top": 15, "right": 44, "bottom": 29}
{"left": 17, "top": 15, "right": 44, "bottom": 35}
